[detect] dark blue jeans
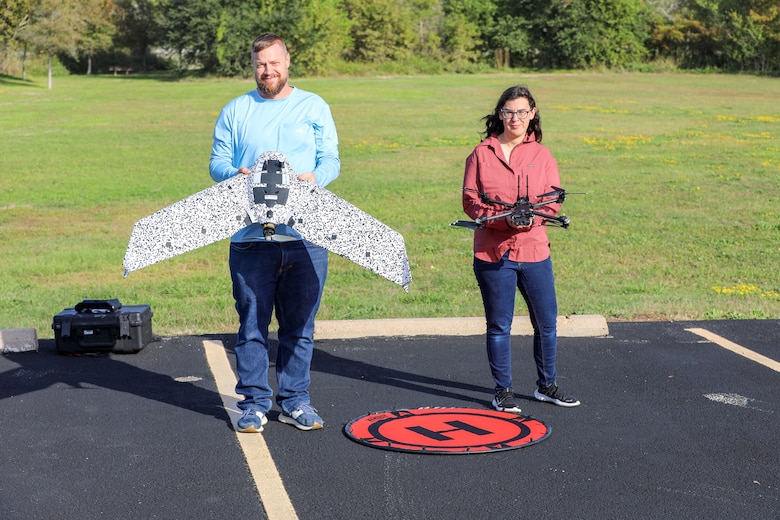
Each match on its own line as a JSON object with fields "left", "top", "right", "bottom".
{"left": 474, "top": 254, "right": 558, "bottom": 390}
{"left": 229, "top": 239, "right": 328, "bottom": 414}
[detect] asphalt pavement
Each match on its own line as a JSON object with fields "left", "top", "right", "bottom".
{"left": 1, "top": 319, "right": 778, "bottom": 519}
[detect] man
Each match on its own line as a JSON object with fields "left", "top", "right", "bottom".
{"left": 210, "top": 33, "right": 340, "bottom": 432}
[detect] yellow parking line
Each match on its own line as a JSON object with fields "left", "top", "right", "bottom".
{"left": 685, "top": 328, "right": 780, "bottom": 373}
{"left": 203, "top": 339, "right": 299, "bottom": 520}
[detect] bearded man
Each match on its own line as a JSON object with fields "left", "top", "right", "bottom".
{"left": 209, "top": 33, "right": 340, "bottom": 432}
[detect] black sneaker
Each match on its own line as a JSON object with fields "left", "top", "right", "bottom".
{"left": 534, "top": 383, "right": 580, "bottom": 407}
{"left": 492, "top": 388, "right": 522, "bottom": 414}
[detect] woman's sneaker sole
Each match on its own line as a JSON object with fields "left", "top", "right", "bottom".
{"left": 491, "top": 398, "right": 522, "bottom": 414}
{"left": 533, "top": 388, "right": 581, "bottom": 407}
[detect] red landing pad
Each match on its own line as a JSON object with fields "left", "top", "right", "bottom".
{"left": 344, "top": 407, "right": 551, "bottom": 454}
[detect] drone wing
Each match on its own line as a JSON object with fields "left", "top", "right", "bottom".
{"left": 284, "top": 183, "right": 412, "bottom": 290}
{"left": 123, "top": 175, "right": 251, "bottom": 275}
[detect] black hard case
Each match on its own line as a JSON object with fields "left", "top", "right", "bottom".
{"left": 52, "top": 299, "right": 154, "bottom": 354}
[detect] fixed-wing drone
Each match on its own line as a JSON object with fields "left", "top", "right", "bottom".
{"left": 123, "top": 151, "right": 412, "bottom": 290}
{"left": 451, "top": 183, "right": 584, "bottom": 230}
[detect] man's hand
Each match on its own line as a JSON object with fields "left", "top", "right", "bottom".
{"left": 238, "top": 168, "right": 315, "bottom": 183}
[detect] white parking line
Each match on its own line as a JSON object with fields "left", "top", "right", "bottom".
{"left": 202, "top": 339, "right": 299, "bottom": 520}
{"left": 685, "top": 328, "right": 780, "bottom": 373}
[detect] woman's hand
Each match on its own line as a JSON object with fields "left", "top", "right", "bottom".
{"left": 506, "top": 215, "right": 532, "bottom": 232}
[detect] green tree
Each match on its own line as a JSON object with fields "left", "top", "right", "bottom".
{"left": 210, "top": 0, "right": 259, "bottom": 76}
{"left": 406, "top": 0, "right": 444, "bottom": 60}
{"left": 647, "top": 0, "right": 780, "bottom": 71}
{"left": 282, "top": 0, "right": 353, "bottom": 75}
{"left": 0, "top": 0, "right": 31, "bottom": 76}
{"left": 440, "top": 0, "right": 495, "bottom": 69}
{"left": 16, "top": 0, "right": 84, "bottom": 88}
{"left": 159, "top": 0, "right": 219, "bottom": 74}
{"left": 645, "top": 0, "right": 685, "bottom": 21}
{"left": 80, "top": 0, "right": 119, "bottom": 74}
{"left": 485, "top": 0, "right": 533, "bottom": 68}
{"left": 721, "top": 0, "right": 780, "bottom": 72}
{"left": 548, "top": 0, "right": 650, "bottom": 68}
{"left": 208, "top": 0, "right": 351, "bottom": 77}
{"left": 113, "top": 0, "right": 164, "bottom": 70}
{"left": 495, "top": 0, "right": 559, "bottom": 68}
{"left": 648, "top": 13, "right": 721, "bottom": 67}
{"left": 1, "top": 0, "right": 31, "bottom": 43}
{"left": 344, "top": 0, "right": 417, "bottom": 62}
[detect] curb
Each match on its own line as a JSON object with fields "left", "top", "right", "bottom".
{"left": 0, "top": 328, "right": 39, "bottom": 353}
{"left": 2, "top": 316, "right": 609, "bottom": 347}
{"left": 313, "top": 315, "right": 608, "bottom": 340}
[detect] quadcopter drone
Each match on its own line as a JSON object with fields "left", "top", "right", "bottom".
{"left": 451, "top": 181, "right": 584, "bottom": 230}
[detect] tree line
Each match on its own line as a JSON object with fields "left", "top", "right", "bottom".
{"left": 2, "top": 0, "right": 778, "bottom": 80}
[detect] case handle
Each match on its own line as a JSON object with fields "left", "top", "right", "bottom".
{"left": 74, "top": 299, "right": 123, "bottom": 314}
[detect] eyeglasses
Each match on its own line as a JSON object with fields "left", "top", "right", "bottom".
{"left": 500, "top": 108, "right": 533, "bottom": 120}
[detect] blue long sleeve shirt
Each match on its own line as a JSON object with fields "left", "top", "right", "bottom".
{"left": 209, "top": 86, "right": 340, "bottom": 241}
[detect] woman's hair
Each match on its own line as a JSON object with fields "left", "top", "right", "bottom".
{"left": 481, "top": 85, "right": 543, "bottom": 143}
{"left": 252, "top": 33, "right": 287, "bottom": 54}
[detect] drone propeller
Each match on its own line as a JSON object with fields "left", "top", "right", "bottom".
{"left": 450, "top": 220, "right": 480, "bottom": 230}
{"left": 536, "top": 186, "right": 564, "bottom": 199}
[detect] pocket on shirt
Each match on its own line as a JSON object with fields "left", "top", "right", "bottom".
{"left": 280, "top": 122, "right": 314, "bottom": 157}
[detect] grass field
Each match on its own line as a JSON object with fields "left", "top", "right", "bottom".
{"left": 1, "top": 71, "right": 778, "bottom": 338}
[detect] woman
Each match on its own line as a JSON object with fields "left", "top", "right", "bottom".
{"left": 462, "top": 85, "right": 580, "bottom": 413}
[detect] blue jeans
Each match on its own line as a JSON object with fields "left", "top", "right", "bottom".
{"left": 229, "top": 240, "right": 328, "bottom": 414}
{"left": 474, "top": 254, "right": 558, "bottom": 390}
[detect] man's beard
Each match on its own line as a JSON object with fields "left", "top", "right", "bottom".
{"left": 257, "top": 73, "right": 287, "bottom": 97}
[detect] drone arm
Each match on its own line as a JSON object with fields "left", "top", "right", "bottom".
{"left": 533, "top": 161, "right": 564, "bottom": 214}
{"left": 475, "top": 210, "right": 515, "bottom": 226}
{"left": 464, "top": 198, "right": 517, "bottom": 230}
{"left": 462, "top": 153, "right": 515, "bottom": 231}
{"left": 462, "top": 187, "right": 516, "bottom": 231}
{"left": 530, "top": 186, "right": 563, "bottom": 218}
{"left": 531, "top": 210, "right": 570, "bottom": 228}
